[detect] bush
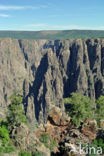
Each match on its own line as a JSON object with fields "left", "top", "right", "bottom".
{"left": 33, "top": 151, "right": 45, "bottom": 156}
{"left": 0, "top": 121, "right": 16, "bottom": 153}
{"left": 96, "top": 96, "right": 104, "bottom": 123}
{"left": 40, "top": 134, "right": 50, "bottom": 145}
{"left": 50, "top": 140, "right": 57, "bottom": 152}
{"left": 19, "top": 150, "right": 32, "bottom": 156}
{"left": 0, "top": 125, "right": 10, "bottom": 146}
{"left": 40, "top": 133, "right": 57, "bottom": 152}
{"left": 0, "top": 141, "right": 16, "bottom": 153}
{"left": 64, "top": 93, "right": 94, "bottom": 127}
{"left": 7, "top": 93, "right": 28, "bottom": 129}
{"left": 93, "top": 138, "right": 104, "bottom": 153}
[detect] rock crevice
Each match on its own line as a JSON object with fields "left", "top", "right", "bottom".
{"left": 0, "top": 38, "right": 104, "bottom": 122}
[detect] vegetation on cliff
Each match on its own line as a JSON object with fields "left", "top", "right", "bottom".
{"left": 64, "top": 93, "right": 104, "bottom": 128}
{"left": 96, "top": 96, "right": 104, "bottom": 123}
{"left": 1, "top": 92, "right": 104, "bottom": 155}
{"left": 7, "top": 93, "right": 28, "bottom": 129}
{"left": 0, "top": 93, "right": 27, "bottom": 155}
{"left": 0, "top": 93, "right": 44, "bottom": 155}
{"left": 64, "top": 93, "right": 94, "bottom": 127}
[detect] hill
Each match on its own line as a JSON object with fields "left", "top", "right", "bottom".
{"left": 1, "top": 30, "right": 104, "bottom": 39}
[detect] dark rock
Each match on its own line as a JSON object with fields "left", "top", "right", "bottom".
{"left": 0, "top": 38, "right": 104, "bottom": 122}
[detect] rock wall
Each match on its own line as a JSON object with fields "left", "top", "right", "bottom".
{"left": 0, "top": 38, "right": 104, "bottom": 122}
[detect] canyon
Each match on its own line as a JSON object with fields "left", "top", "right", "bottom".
{"left": 0, "top": 38, "right": 104, "bottom": 123}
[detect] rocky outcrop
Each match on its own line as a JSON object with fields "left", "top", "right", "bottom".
{"left": 36, "top": 107, "right": 70, "bottom": 143}
{"left": 35, "top": 107, "right": 99, "bottom": 156}
{"left": 11, "top": 123, "right": 50, "bottom": 155}
{"left": 6, "top": 107, "right": 101, "bottom": 155}
{"left": 48, "top": 106, "right": 70, "bottom": 126}
{"left": 0, "top": 38, "right": 104, "bottom": 122}
{"left": 81, "top": 119, "right": 97, "bottom": 140}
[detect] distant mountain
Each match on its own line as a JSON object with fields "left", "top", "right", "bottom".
{"left": 1, "top": 30, "right": 104, "bottom": 39}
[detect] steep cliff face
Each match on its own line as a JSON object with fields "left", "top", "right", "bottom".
{"left": 0, "top": 38, "right": 104, "bottom": 122}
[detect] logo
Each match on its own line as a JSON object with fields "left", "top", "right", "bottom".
{"left": 70, "top": 144, "right": 102, "bottom": 155}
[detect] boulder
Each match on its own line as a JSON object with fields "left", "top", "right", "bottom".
{"left": 81, "top": 119, "right": 97, "bottom": 140}
{"left": 48, "top": 107, "right": 70, "bottom": 126}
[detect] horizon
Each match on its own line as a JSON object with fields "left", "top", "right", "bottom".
{"left": 0, "top": 0, "right": 104, "bottom": 31}
{"left": 1, "top": 29, "right": 104, "bottom": 32}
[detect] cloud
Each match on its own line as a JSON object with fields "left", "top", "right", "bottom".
{"left": 50, "top": 25, "right": 90, "bottom": 30}
{"left": 50, "top": 25, "right": 104, "bottom": 30}
{"left": 26, "top": 24, "right": 104, "bottom": 30}
{"left": 0, "top": 5, "right": 24, "bottom": 10}
{"left": 0, "top": 14, "right": 10, "bottom": 17}
{"left": 0, "top": 5, "right": 48, "bottom": 10}
{"left": 2, "top": 23, "right": 104, "bottom": 31}
{"left": 27, "top": 24, "right": 48, "bottom": 28}
{"left": 47, "top": 13, "right": 96, "bottom": 18}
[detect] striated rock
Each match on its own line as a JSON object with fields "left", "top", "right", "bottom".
{"left": 81, "top": 119, "right": 97, "bottom": 140}
{"left": 0, "top": 38, "right": 104, "bottom": 123}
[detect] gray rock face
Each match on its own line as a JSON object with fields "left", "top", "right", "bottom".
{"left": 0, "top": 38, "right": 104, "bottom": 122}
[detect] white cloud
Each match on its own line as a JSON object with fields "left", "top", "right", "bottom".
{"left": 1, "top": 23, "right": 104, "bottom": 31}
{"left": 0, "top": 5, "right": 48, "bottom": 10}
{"left": 27, "top": 24, "right": 48, "bottom": 28}
{"left": 47, "top": 25, "right": 104, "bottom": 30}
{"left": 0, "top": 14, "right": 10, "bottom": 17}
{"left": 26, "top": 24, "right": 104, "bottom": 31}
{"left": 52, "top": 25, "right": 104, "bottom": 30}
{"left": 0, "top": 5, "right": 24, "bottom": 10}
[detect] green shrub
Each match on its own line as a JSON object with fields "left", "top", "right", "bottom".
{"left": 0, "top": 146, "right": 4, "bottom": 152}
{"left": 50, "top": 140, "right": 57, "bottom": 152}
{"left": 0, "top": 142, "right": 16, "bottom": 153}
{"left": 93, "top": 138, "right": 104, "bottom": 153}
{"left": 40, "top": 134, "right": 50, "bottom": 145}
{"left": 19, "top": 150, "right": 32, "bottom": 156}
{"left": 40, "top": 134, "right": 57, "bottom": 152}
{"left": 33, "top": 151, "right": 45, "bottom": 156}
{"left": 64, "top": 93, "right": 94, "bottom": 127}
{"left": 96, "top": 96, "right": 104, "bottom": 125}
{"left": 7, "top": 93, "right": 28, "bottom": 129}
{"left": 0, "top": 125, "right": 10, "bottom": 146}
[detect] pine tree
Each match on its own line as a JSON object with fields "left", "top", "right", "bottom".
{"left": 96, "top": 96, "right": 104, "bottom": 121}
{"left": 7, "top": 93, "right": 27, "bottom": 129}
{"left": 64, "top": 93, "right": 94, "bottom": 127}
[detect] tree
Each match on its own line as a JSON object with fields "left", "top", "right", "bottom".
{"left": 7, "top": 93, "right": 27, "bottom": 129}
{"left": 96, "top": 96, "right": 104, "bottom": 121}
{"left": 0, "top": 125, "right": 10, "bottom": 146}
{"left": 64, "top": 93, "right": 94, "bottom": 127}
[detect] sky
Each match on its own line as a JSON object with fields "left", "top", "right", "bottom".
{"left": 0, "top": 0, "right": 104, "bottom": 31}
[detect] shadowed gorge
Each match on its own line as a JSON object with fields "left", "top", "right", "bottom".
{"left": 0, "top": 38, "right": 104, "bottom": 123}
